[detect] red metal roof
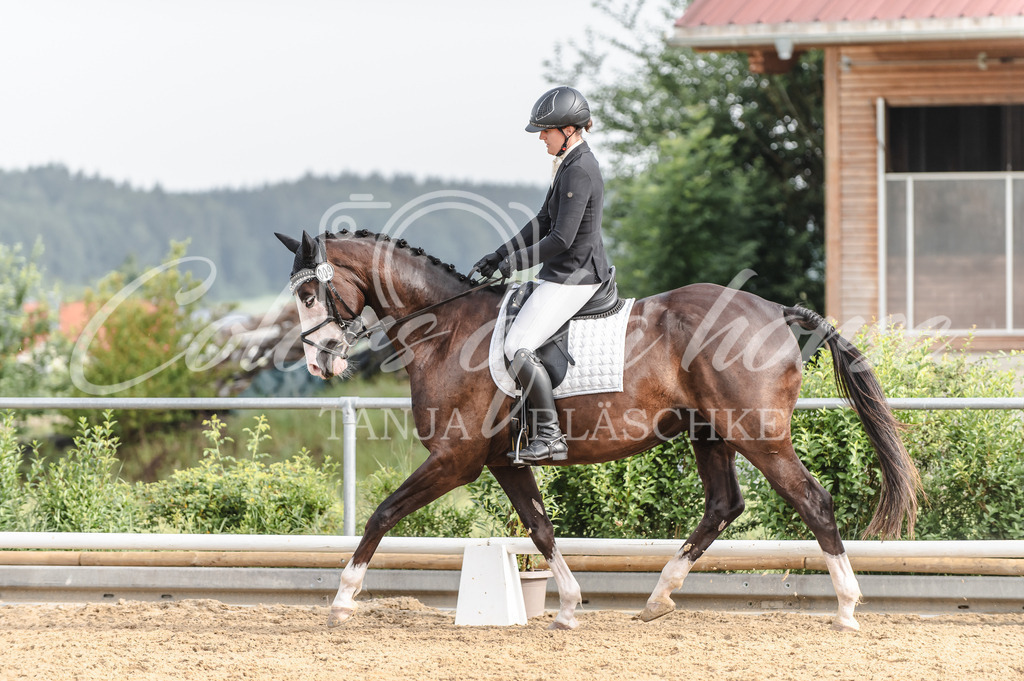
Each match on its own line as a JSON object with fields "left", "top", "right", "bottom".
{"left": 677, "top": 0, "right": 1024, "bottom": 27}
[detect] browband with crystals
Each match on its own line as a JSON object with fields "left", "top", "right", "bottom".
{"left": 289, "top": 262, "right": 335, "bottom": 293}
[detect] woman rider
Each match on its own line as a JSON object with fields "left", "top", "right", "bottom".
{"left": 471, "top": 86, "right": 613, "bottom": 466}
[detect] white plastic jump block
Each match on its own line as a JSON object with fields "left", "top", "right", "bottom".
{"left": 454, "top": 543, "right": 527, "bottom": 626}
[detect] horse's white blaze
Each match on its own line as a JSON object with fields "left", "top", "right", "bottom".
{"left": 648, "top": 554, "right": 693, "bottom": 607}
{"left": 547, "top": 548, "right": 582, "bottom": 628}
{"left": 295, "top": 299, "right": 347, "bottom": 377}
{"left": 332, "top": 562, "right": 368, "bottom": 611}
{"left": 824, "top": 552, "right": 862, "bottom": 631}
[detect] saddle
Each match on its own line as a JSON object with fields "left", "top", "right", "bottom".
{"left": 502, "top": 269, "right": 623, "bottom": 389}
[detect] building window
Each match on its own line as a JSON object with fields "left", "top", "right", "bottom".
{"left": 889, "top": 105, "right": 1023, "bottom": 173}
{"left": 883, "top": 105, "right": 1024, "bottom": 332}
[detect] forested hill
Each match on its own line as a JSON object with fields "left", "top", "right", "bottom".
{"left": 0, "top": 165, "right": 546, "bottom": 301}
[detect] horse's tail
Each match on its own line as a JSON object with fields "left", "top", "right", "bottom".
{"left": 783, "top": 306, "right": 921, "bottom": 539}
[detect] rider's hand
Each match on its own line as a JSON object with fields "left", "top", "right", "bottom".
{"left": 497, "top": 255, "right": 514, "bottom": 279}
{"left": 470, "top": 252, "right": 502, "bottom": 280}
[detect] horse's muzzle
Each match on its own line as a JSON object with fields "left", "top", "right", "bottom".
{"left": 316, "top": 341, "right": 348, "bottom": 379}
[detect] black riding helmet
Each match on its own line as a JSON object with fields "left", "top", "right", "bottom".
{"left": 525, "top": 86, "right": 591, "bottom": 133}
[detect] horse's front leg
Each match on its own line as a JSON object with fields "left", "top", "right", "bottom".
{"left": 329, "top": 454, "right": 477, "bottom": 627}
{"left": 489, "top": 465, "right": 582, "bottom": 630}
{"left": 330, "top": 560, "right": 368, "bottom": 626}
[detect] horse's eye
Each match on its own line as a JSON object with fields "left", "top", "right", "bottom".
{"left": 302, "top": 295, "right": 315, "bottom": 309}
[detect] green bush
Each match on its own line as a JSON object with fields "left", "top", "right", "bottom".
{"left": 743, "top": 328, "right": 1024, "bottom": 540}
{"left": 23, "top": 411, "right": 144, "bottom": 532}
{"left": 466, "top": 467, "right": 566, "bottom": 569}
{"left": 0, "top": 411, "right": 32, "bottom": 529}
{"left": 544, "top": 446, "right": 710, "bottom": 539}
{"left": 475, "top": 328, "right": 1024, "bottom": 542}
{"left": 144, "top": 414, "right": 343, "bottom": 534}
{"left": 359, "top": 463, "right": 479, "bottom": 538}
{"left": 0, "top": 411, "right": 343, "bottom": 535}
{"left": 466, "top": 466, "right": 562, "bottom": 536}
{"left": 4, "top": 325, "right": 1022, "bottom": 543}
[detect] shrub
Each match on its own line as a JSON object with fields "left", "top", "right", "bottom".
{"left": 543, "top": 446, "right": 710, "bottom": 539}
{"left": 466, "top": 466, "right": 562, "bottom": 537}
{"left": 0, "top": 412, "right": 344, "bottom": 534}
{"left": 743, "top": 328, "right": 1024, "bottom": 540}
{"left": 469, "top": 327, "right": 1024, "bottom": 543}
{"left": 23, "top": 411, "right": 144, "bottom": 532}
{"left": 359, "top": 463, "right": 479, "bottom": 538}
{"left": 467, "top": 467, "right": 565, "bottom": 569}
{"left": 0, "top": 411, "right": 32, "bottom": 529}
{"left": 144, "top": 414, "right": 343, "bottom": 534}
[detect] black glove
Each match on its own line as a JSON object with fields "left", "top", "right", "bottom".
{"left": 470, "top": 252, "right": 502, "bottom": 280}
{"left": 497, "top": 254, "right": 514, "bottom": 279}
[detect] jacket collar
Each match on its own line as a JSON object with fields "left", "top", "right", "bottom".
{"left": 559, "top": 140, "right": 588, "bottom": 167}
{"left": 550, "top": 141, "right": 589, "bottom": 187}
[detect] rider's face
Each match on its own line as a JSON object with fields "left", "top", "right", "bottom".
{"left": 539, "top": 126, "right": 575, "bottom": 156}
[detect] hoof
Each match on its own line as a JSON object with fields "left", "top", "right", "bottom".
{"left": 831, "top": 617, "right": 860, "bottom": 633}
{"left": 548, "top": 618, "right": 578, "bottom": 630}
{"left": 327, "top": 607, "right": 355, "bottom": 627}
{"left": 636, "top": 599, "right": 675, "bottom": 622}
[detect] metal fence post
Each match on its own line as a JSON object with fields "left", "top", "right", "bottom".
{"left": 340, "top": 398, "right": 358, "bottom": 536}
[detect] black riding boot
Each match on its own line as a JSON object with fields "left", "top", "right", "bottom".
{"left": 508, "top": 348, "right": 568, "bottom": 466}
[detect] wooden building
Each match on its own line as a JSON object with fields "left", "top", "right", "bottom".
{"left": 671, "top": 0, "right": 1024, "bottom": 348}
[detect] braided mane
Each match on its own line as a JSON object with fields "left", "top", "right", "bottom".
{"left": 324, "top": 229, "right": 471, "bottom": 282}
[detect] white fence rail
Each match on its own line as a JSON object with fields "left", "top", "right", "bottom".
{"left": 2, "top": 533, "right": 1024, "bottom": 560}
{"left": 2, "top": 395, "right": 1024, "bottom": 536}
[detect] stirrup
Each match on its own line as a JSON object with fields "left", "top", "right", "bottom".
{"left": 508, "top": 432, "right": 568, "bottom": 467}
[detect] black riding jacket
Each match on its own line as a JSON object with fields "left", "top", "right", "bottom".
{"left": 495, "top": 141, "right": 612, "bottom": 285}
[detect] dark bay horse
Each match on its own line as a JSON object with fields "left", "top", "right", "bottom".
{"left": 276, "top": 229, "right": 920, "bottom": 632}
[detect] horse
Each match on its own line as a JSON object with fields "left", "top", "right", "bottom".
{"left": 275, "top": 228, "right": 921, "bottom": 632}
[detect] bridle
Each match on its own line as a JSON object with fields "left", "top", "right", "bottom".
{"left": 288, "top": 237, "right": 502, "bottom": 362}
{"left": 289, "top": 259, "right": 366, "bottom": 360}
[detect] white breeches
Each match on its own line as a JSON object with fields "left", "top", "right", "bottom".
{"left": 504, "top": 279, "right": 601, "bottom": 361}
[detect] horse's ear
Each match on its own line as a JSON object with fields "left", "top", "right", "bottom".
{"left": 275, "top": 232, "right": 300, "bottom": 254}
{"left": 300, "top": 230, "right": 317, "bottom": 261}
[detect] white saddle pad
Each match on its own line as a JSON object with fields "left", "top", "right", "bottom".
{"left": 488, "top": 285, "right": 636, "bottom": 399}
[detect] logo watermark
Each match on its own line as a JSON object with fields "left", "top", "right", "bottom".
{"left": 61, "top": 189, "right": 956, "bottom": 415}
{"left": 315, "top": 404, "right": 791, "bottom": 444}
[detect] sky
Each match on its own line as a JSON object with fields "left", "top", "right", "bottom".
{"left": 1, "top": 0, "right": 673, "bottom": 192}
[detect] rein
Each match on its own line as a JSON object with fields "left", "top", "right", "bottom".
{"left": 290, "top": 248, "right": 502, "bottom": 360}
{"left": 367, "top": 276, "right": 502, "bottom": 336}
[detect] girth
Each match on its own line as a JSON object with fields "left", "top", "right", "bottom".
{"left": 502, "top": 270, "right": 623, "bottom": 389}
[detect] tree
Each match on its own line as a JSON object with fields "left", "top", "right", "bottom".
{"left": 0, "top": 239, "right": 68, "bottom": 397}
{"left": 549, "top": 1, "right": 825, "bottom": 308}
{"left": 68, "top": 241, "right": 234, "bottom": 449}
{"left": 0, "top": 240, "right": 46, "bottom": 363}
{"left": 604, "top": 115, "right": 769, "bottom": 295}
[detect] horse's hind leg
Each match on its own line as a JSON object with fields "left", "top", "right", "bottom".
{"left": 489, "top": 465, "right": 582, "bottom": 630}
{"left": 640, "top": 427, "right": 745, "bottom": 622}
{"left": 743, "top": 441, "right": 863, "bottom": 631}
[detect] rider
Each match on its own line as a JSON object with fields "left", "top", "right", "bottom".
{"left": 471, "top": 85, "right": 613, "bottom": 465}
